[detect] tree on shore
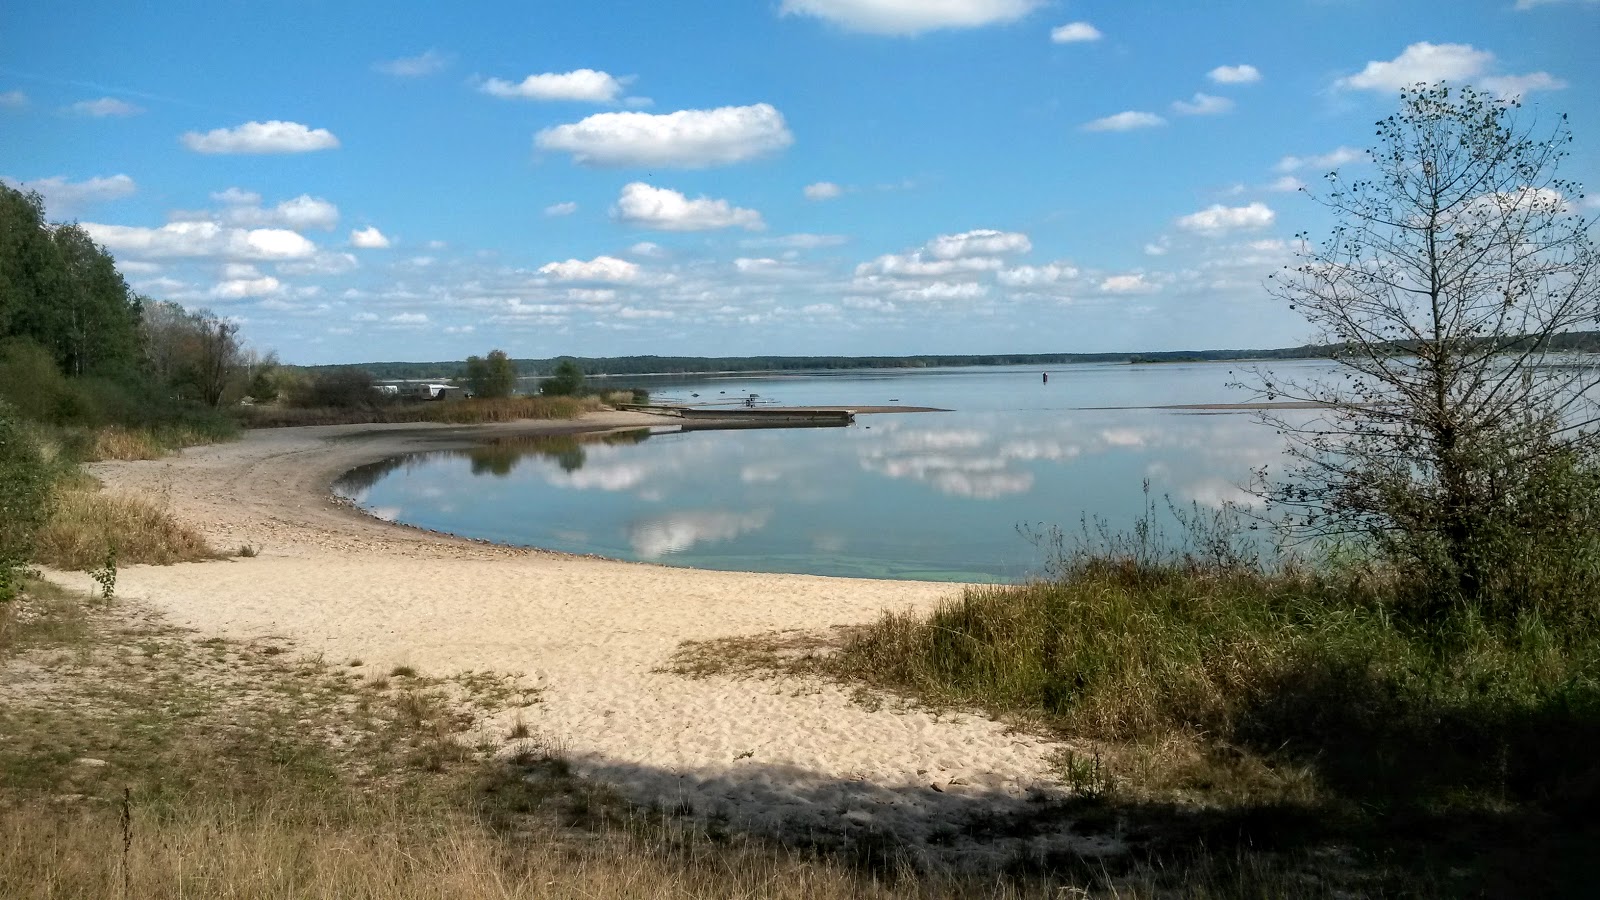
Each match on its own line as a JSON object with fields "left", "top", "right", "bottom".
{"left": 1247, "top": 83, "right": 1600, "bottom": 617}
{"left": 464, "top": 349, "right": 517, "bottom": 398}
{"left": 539, "top": 359, "right": 585, "bottom": 397}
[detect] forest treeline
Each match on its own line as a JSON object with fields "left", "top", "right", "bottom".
{"left": 310, "top": 331, "right": 1600, "bottom": 381}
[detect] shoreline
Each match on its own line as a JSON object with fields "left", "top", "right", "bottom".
{"left": 54, "top": 411, "right": 1080, "bottom": 865}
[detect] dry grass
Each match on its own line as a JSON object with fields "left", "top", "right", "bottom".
{"left": 0, "top": 579, "right": 1363, "bottom": 899}
{"left": 81, "top": 424, "right": 238, "bottom": 462}
{"left": 33, "top": 485, "right": 217, "bottom": 569}
{"left": 243, "top": 396, "right": 602, "bottom": 429}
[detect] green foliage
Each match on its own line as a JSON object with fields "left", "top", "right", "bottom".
{"left": 0, "top": 405, "right": 52, "bottom": 603}
{"left": 0, "top": 185, "right": 141, "bottom": 377}
{"left": 464, "top": 349, "right": 517, "bottom": 399}
{"left": 1252, "top": 83, "right": 1600, "bottom": 620}
{"left": 539, "top": 359, "right": 585, "bottom": 397}
{"left": 290, "top": 368, "right": 380, "bottom": 409}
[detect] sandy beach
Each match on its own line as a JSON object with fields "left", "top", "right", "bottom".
{"left": 52, "top": 413, "right": 1091, "bottom": 866}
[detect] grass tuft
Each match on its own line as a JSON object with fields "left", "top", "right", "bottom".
{"left": 33, "top": 484, "right": 217, "bottom": 570}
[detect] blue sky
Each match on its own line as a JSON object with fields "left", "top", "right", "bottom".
{"left": 3, "top": 0, "right": 1596, "bottom": 365}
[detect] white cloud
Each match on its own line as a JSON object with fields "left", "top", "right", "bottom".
{"left": 1176, "top": 201, "right": 1276, "bottom": 235}
{"left": 0, "top": 90, "right": 27, "bottom": 109}
{"left": 1480, "top": 71, "right": 1568, "bottom": 98}
{"left": 349, "top": 226, "right": 391, "bottom": 249}
{"left": 181, "top": 120, "right": 340, "bottom": 154}
{"left": 544, "top": 201, "right": 579, "bottom": 216}
{"left": 1208, "top": 64, "right": 1261, "bottom": 85}
{"left": 211, "top": 275, "right": 281, "bottom": 300}
{"left": 927, "top": 228, "right": 1031, "bottom": 259}
{"left": 211, "top": 187, "right": 260, "bottom": 205}
{"left": 613, "top": 182, "right": 764, "bottom": 231}
{"left": 996, "top": 263, "right": 1076, "bottom": 286}
{"left": 197, "top": 192, "right": 340, "bottom": 231}
{"left": 1275, "top": 146, "right": 1362, "bottom": 172}
{"left": 1171, "top": 92, "right": 1233, "bottom": 115}
{"left": 84, "top": 221, "right": 317, "bottom": 260}
{"left": 1338, "top": 42, "right": 1564, "bottom": 99}
{"left": 892, "top": 281, "right": 988, "bottom": 302}
{"left": 1267, "top": 175, "right": 1306, "bottom": 192}
{"left": 740, "top": 233, "right": 848, "bottom": 249}
{"left": 1082, "top": 110, "right": 1165, "bottom": 132}
{"left": 539, "top": 255, "right": 642, "bottom": 283}
{"left": 804, "top": 181, "right": 843, "bottom": 200}
{"left": 856, "top": 229, "right": 1029, "bottom": 281}
{"left": 536, "top": 103, "right": 792, "bottom": 168}
{"left": 1338, "top": 42, "right": 1494, "bottom": 91}
{"left": 480, "top": 69, "right": 625, "bottom": 103}
{"left": 1050, "top": 21, "right": 1101, "bottom": 43}
{"left": 629, "top": 241, "right": 665, "bottom": 257}
{"left": 1099, "top": 273, "right": 1155, "bottom": 293}
{"left": 68, "top": 97, "right": 143, "bottom": 117}
{"left": 1, "top": 174, "right": 136, "bottom": 214}
{"left": 779, "top": 0, "right": 1040, "bottom": 35}
{"left": 857, "top": 253, "right": 1002, "bottom": 278}
{"left": 374, "top": 50, "right": 449, "bottom": 77}
{"left": 390, "top": 312, "right": 429, "bottom": 325}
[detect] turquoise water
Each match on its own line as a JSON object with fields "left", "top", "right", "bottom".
{"left": 335, "top": 362, "right": 1328, "bottom": 582}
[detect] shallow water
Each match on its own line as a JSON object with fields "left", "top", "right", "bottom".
{"left": 336, "top": 361, "right": 1330, "bottom": 582}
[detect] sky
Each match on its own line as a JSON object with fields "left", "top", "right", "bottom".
{"left": 3, "top": 0, "right": 1597, "bottom": 365}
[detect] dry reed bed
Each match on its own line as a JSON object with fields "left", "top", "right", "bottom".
{"left": 33, "top": 486, "right": 217, "bottom": 570}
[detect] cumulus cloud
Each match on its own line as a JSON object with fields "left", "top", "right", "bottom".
{"left": 0, "top": 90, "right": 26, "bottom": 109}
{"left": 927, "top": 229, "right": 1031, "bottom": 259}
{"left": 1082, "top": 110, "right": 1165, "bottom": 132}
{"left": 1176, "top": 202, "right": 1276, "bottom": 235}
{"left": 181, "top": 120, "right": 340, "bottom": 154}
{"left": 892, "top": 281, "right": 988, "bottom": 302}
{"left": 1267, "top": 175, "right": 1306, "bottom": 192}
{"left": 480, "top": 69, "right": 625, "bottom": 102}
{"left": 1480, "top": 71, "right": 1569, "bottom": 98}
{"left": 349, "top": 226, "right": 391, "bottom": 249}
{"left": 211, "top": 275, "right": 281, "bottom": 300}
{"left": 536, "top": 103, "right": 792, "bottom": 168}
{"left": 373, "top": 49, "right": 450, "bottom": 77}
{"left": 1, "top": 174, "right": 136, "bottom": 215}
{"left": 1050, "top": 21, "right": 1101, "bottom": 42}
{"left": 1208, "top": 64, "right": 1261, "bottom": 84}
{"left": 1275, "top": 146, "right": 1362, "bottom": 172}
{"left": 538, "top": 255, "right": 642, "bottom": 283}
{"left": 804, "top": 181, "right": 843, "bottom": 200}
{"left": 1171, "top": 92, "right": 1233, "bottom": 115}
{"left": 67, "top": 97, "right": 143, "bottom": 117}
{"left": 1099, "top": 273, "right": 1155, "bottom": 293}
{"left": 84, "top": 221, "right": 317, "bottom": 260}
{"left": 613, "top": 182, "right": 764, "bottom": 231}
{"left": 856, "top": 229, "right": 1029, "bottom": 281}
{"left": 779, "top": 0, "right": 1040, "bottom": 35}
{"left": 195, "top": 191, "right": 340, "bottom": 231}
{"left": 544, "top": 201, "right": 579, "bottom": 216}
{"left": 629, "top": 241, "right": 665, "bottom": 257}
{"left": 996, "top": 263, "right": 1076, "bottom": 286}
{"left": 1336, "top": 42, "right": 1563, "bottom": 98}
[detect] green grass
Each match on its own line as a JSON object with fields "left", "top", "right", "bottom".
{"left": 669, "top": 555, "right": 1600, "bottom": 894}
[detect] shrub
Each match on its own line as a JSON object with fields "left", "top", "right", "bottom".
{"left": 33, "top": 485, "right": 216, "bottom": 570}
{"left": 0, "top": 406, "right": 52, "bottom": 602}
{"left": 290, "top": 369, "right": 382, "bottom": 409}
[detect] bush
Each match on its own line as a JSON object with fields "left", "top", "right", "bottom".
{"left": 288, "top": 369, "right": 383, "bottom": 409}
{"left": 33, "top": 484, "right": 215, "bottom": 570}
{"left": 539, "top": 360, "right": 585, "bottom": 397}
{"left": 0, "top": 406, "right": 52, "bottom": 602}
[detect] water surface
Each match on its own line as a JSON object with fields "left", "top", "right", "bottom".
{"left": 336, "top": 362, "right": 1325, "bottom": 581}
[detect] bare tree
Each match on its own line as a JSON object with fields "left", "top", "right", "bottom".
{"left": 1243, "top": 83, "right": 1600, "bottom": 612}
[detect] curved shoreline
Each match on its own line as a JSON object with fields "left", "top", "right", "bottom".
{"left": 59, "top": 412, "right": 1078, "bottom": 866}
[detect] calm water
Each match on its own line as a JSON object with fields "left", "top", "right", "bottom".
{"left": 335, "top": 362, "right": 1330, "bottom": 582}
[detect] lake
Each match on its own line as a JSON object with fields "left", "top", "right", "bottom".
{"left": 334, "top": 361, "right": 1330, "bottom": 582}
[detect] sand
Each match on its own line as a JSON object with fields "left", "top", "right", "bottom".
{"left": 53, "top": 413, "right": 1097, "bottom": 867}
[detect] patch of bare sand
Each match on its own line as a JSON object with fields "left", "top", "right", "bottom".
{"left": 51, "top": 413, "right": 1095, "bottom": 868}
